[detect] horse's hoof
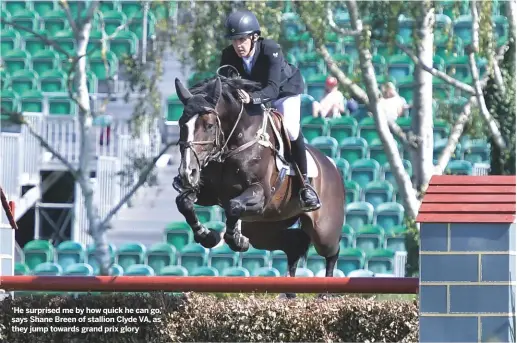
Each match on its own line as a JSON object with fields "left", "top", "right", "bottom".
{"left": 229, "top": 199, "right": 245, "bottom": 217}
{"left": 277, "top": 292, "right": 297, "bottom": 299}
{"left": 224, "top": 233, "right": 250, "bottom": 252}
{"left": 194, "top": 227, "right": 222, "bottom": 248}
{"left": 317, "top": 293, "right": 330, "bottom": 300}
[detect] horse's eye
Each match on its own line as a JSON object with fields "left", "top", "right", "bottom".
{"left": 207, "top": 124, "right": 214, "bottom": 130}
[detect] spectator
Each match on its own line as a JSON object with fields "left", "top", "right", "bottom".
{"left": 378, "top": 82, "right": 409, "bottom": 123}
{"left": 312, "top": 76, "right": 346, "bottom": 118}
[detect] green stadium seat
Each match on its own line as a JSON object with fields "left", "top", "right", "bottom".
{"left": 462, "top": 139, "right": 490, "bottom": 163}
{"left": 385, "top": 225, "right": 407, "bottom": 252}
{"left": 342, "top": 36, "right": 358, "bottom": 58}
{"left": 493, "top": 15, "right": 509, "bottom": 41}
{"left": 333, "top": 54, "right": 354, "bottom": 76}
{"left": 253, "top": 266, "right": 280, "bottom": 277}
{"left": 368, "top": 138, "right": 396, "bottom": 166}
{"left": 434, "top": 35, "right": 463, "bottom": 58}
{"left": 397, "top": 16, "right": 414, "bottom": 42}
{"left": 271, "top": 250, "right": 288, "bottom": 275}
{"left": 358, "top": 117, "right": 379, "bottom": 144}
{"left": 366, "top": 249, "right": 395, "bottom": 274}
{"left": 32, "top": 0, "right": 56, "bottom": 16}
{"left": 374, "top": 202, "right": 405, "bottom": 231}
{"left": 387, "top": 54, "right": 414, "bottom": 82}
{"left": 0, "top": 28, "right": 21, "bottom": 51}
{"left": 240, "top": 247, "right": 270, "bottom": 274}
{"left": 0, "top": 9, "right": 11, "bottom": 30}
{"left": 165, "top": 221, "right": 193, "bottom": 250}
{"left": 128, "top": 11, "right": 157, "bottom": 39}
{"left": 31, "top": 50, "right": 60, "bottom": 76}
{"left": 15, "top": 262, "right": 30, "bottom": 275}
{"left": 305, "top": 246, "right": 326, "bottom": 275}
{"left": 109, "top": 264, "right": 124, "bottom": 276}
{"left": 295, "top": 267, "right": 314, "bottom": 277}
{"left": 0, "top": 70, "right": 9, "bottom": 90}
{"left": 166, "top": 94, "right": 184, "bottom": 122}
{"left": 208, "top": 245, "right": 238, "bottom": 274}
{"left": 145, "top": 242, "right": 177, "bottom": 275}
{"left": 23, "top": 240, "right": 54, "bottom": 270}
{"left": 52, "top": 30, "right": 76, "bottom": 58}
{"left": 298, "top": 52, "right": 326, "bottom": 79}
{"left": 371, "top": 54, "right": 387, "bottom": 75}
{"left": 87, "top": 29, "right": 103, "bottom": 53}
{"left": 323, "top": 30, "right": 342, "bottom": 55}
{"left": 194, "top": 205, "right": 223, "bottom": 223}
{"left": 301, "top": 116, "right": 327, "bottom": 142}
{"left": 333, "top": 157, "right": 350, "bottom": 180}
{"left": 88, "top": 50, "right": 119, "bottom": 80}
{"left": 180, "top": 243, "right": 209, "bottom": 274}
{"left": 0, "top": 89, "right": 20, "bottom": 112}
{"left": 300, "top": 93, "right": 315, "bottom": 117}
{"left": 41, "top": 9, "right": 69, "bottom": 36}
{"left": 100, "top": 10, "right": 127, "bottom": 35}
{"left": 341, "top": 224, "right": 355, "bottom": 249}
{"left": 10, "top": 69, "right": 38, "bottom": 93}
{"left": 10, "top": 9, "right": 39, "bottom": 37}
{"left": 39, "top": 70, "right": 67, "bottom": 92}
{"left": 350, "top": 158, "right": 380, "bottom": 189}
{"left": 20, "top": 90, "right": 44, "bottom": 112}
{"left": 159, "top": 265, "right": 188, "bottom": 276}
{"left": 344, "top": 180, "right": 361, "bottom": 203}
{"left": 47, "top": 95, "right": 78, "bottom": 115}
{"left": 116, "top": 242, "right": 146, "bottom": 270}
{"left": 433, "top": 55, "right": 446, "bottom": 72}
{"left": 363, "top": 180, "right": 394, "bottom": 209}
{"left": 109, "top": 30, "right": 139, "bottom": 57}
{"left": 336, "top": 248, "right": 365, "bottom": 276}
{"left": 345, "top": 201, "right": 374, "bottom": 231}
{"left": 434, "top": 119, "right": 450, "bottom": 141}
{"left": 306, "top": 74, "right": 328, "bottom": 100}
{"left": 434, "top": 138, "right": 461, "bottom": 160}
{"left": 99, "top": 0, "right": 120, "bottom": 12}
{"left": 311, "top": 136, "right": 338, "bottom": 158}
{"left": 2, "top": 49, "right": 30, "bottom": 73}
{"left": 445, "top": 159, "right": 473, "bottom": 175}
{"left": 316, "top": 268, "right": 346, "bottom": 277}
{"left": 328, "top": 116, "right": 358, "bottom": 142}
{"left": 339, "top": 137, "right": 368, "bottom": 164}
{"left": 434, "top": 14, "right": 453, "bottom": 39}
{"left": 64, "top": 263, "right": 94, "bottom": 276}
{"left": 396, "top": 76, "right": 414, "bottom": 104}
{"left": 119, "top": 0, "right": 143, "bottom": 18}
{"left": 26, "top": 30, "right": 52, "bottom": 56}
{"left": 87, "top": 243, "right": 116, "bottom": 275}
{"left": 56, "top": 240, "right": 86, "bottom": 270}
{"left": 354, "top": 224, "right": 385, "bottom": 252}
{"left": 382, "top": 159, "right": 413, "bottom": 192}
{"left": 191, "top": 266, "right": 218, "bottom": 276}
{"left": 32, "top": 262, "right": 62, "bottom": 275}
{"left": 125, "top": 264, "right": 155, "bottom": 276}
{"left": 453, "top": 15, "right": 473, "bottom": 45}
{"left": 432, "top": 76, "right": 453, "bottom": 100}
{"left": 222, "top": 266, "right": 250, "bottom": 277}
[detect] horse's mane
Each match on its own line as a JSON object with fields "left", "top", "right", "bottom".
{"left": 190, "top": 76, "right": 262, "bottom": 108}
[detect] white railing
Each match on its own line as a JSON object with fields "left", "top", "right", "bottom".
{"left": 0, "top": 133, "right": 23, "bottom": 203}
{"left": 473, "top": 163, "right": 490, "bottom": 176}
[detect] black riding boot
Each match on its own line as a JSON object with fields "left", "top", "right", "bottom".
{"left": 291, "top": 133, "right": 321, "bottom": 212}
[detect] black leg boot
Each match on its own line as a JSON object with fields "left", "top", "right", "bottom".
{"left": 291, "top": 133, "right": 321, "bottom": 212}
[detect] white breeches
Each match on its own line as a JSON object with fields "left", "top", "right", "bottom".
{"left": 272, "top": 94, "right": 301, "bottom": 141}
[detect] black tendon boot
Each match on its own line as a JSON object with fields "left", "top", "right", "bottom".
{"left": 291, "top": 133, "right": 321, "bottom": 212}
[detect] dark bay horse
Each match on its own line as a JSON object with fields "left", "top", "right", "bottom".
{"left": 172, "top": 75, "right": 345, "bottom": 288}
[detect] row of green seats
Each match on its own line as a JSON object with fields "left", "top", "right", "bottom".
{"left": 1, "top": 46, "right": 120, "bottom": 83}
{"left": 341, "top": 224, "right": 407, "bottom": 253}
{"left": 0, "top": 1, "right": 163, "bottom": 40}
{"left": 0, "top": 89, "right": 78, "bottom": 115}
{"left": 1, "top": 27, "right": 137, "bottom": 62}
{"left": 346, "top": 201, "right": 404, "bottom": 231}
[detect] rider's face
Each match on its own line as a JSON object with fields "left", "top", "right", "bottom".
{"left": 232, "top": 35, "right": 254, "bottom": 58}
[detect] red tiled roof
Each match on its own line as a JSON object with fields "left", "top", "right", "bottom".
{"left": 416, "top": 175, "right": 516, "bottom": 223}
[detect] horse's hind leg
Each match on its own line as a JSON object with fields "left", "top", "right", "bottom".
{"left": 175, "top": 190, "right": 221, "bottom": 248}
{"left": 280, "top": 227, "right": 311, "bottom": 299}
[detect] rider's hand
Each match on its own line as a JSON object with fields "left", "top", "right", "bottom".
{"left": 237, "top": 89, "right": 251, "bottom": 104}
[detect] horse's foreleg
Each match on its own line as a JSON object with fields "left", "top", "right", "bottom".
{"left": 224, "top": 184, "right": 265, "bottom": 252}
{"left": 175, "top": 190, "right": 222, "bottom": 249}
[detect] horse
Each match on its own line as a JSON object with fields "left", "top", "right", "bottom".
{"left": 172, "top": 75, "right": 345, "bottom": 296}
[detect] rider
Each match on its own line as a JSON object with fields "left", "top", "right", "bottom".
{"left": 219, "top": 9, "right": 321, "bottom": 212}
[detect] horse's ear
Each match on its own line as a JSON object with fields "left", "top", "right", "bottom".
{"left": 212, "top": 77, "right": 222, "bottom": 106}
{"left": 175, "top": 78, "right": 192, "bottom": 105}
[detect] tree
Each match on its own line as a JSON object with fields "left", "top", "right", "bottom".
{"left": 0, "top": 0, "right": 175, "bottom": 274}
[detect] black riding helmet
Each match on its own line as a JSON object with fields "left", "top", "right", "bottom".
{"left": 225, "top": 10, "right": 261, "bottom": 39}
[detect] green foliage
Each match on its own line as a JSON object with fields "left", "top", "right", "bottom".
{"left": 404, "top": 216, "right": 419, "bottom": 277}
{"left": 484, "top": 39, "right": 516, "bottom": 175}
